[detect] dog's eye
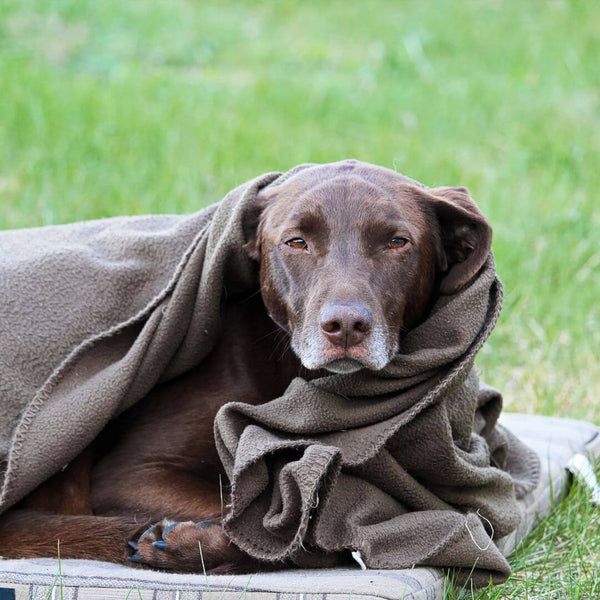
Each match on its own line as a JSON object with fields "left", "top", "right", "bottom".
{"left": 388, "top": 237, "right": 408, "bottom": 249}
{"left": 286, "top": 238, "right": 309, "bottom": 251}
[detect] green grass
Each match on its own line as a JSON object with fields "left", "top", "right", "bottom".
{"left": 1, "top": 0, "right": 598, "bottom": 598}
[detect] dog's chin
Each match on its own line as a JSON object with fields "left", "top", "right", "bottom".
{"left": 323, "top": 358, "right": 364, "bottom": 374}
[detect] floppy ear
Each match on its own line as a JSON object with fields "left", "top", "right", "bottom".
{"left": 425, "top": 186, "right": 492, "bottom": 295}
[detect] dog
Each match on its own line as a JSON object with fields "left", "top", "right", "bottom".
{"left": 0, "top": 160, "right": 491, "bottom": 574}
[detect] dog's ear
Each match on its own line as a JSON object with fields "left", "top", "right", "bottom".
{"left": 424, "top": 186, "right": 492, "bottom": 295}
{"left": 242, "top": 190, "right": 271, "bottom": 262}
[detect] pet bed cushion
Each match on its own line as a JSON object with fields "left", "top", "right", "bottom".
{"left": 1, "top": 412, "right": 598, "bottom": 600}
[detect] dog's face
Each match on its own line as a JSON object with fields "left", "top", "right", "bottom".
{"left": 246, "top": 160, "right": 491, "bottom": 374}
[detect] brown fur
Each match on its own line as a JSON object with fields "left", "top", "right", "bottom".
{"left": 0, "top": 160, "right": 491, "bottom": 573}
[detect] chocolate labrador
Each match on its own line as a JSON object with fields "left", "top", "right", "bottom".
{"left": 0, "top": 160, "right": 491, "bottom": 573}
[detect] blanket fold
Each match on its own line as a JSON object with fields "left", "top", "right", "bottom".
{"left": 0, "top": 165, "right": 540, "bottom": 586}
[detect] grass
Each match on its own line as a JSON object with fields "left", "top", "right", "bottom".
{"left": 0, "top": 0, "right": 598, "bottom": 598}
{"left": 446, "top": 476, "right": 600, "bottom": 599}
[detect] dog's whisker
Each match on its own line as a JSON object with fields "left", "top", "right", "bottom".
{"left": 238, "top": 288, "right": 264, "bottom": 303}
{"left": 269, "top": 330, "right": 291, "bottom": 361}
{"left": 278, "top": 339, "right": 293, "bottom": 362}
{"left": 253, "top": 327, "right": 285, "bottom": 346}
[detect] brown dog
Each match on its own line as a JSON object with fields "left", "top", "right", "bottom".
{"left": 0, "top": 160, "right": 491, "bottom": 574}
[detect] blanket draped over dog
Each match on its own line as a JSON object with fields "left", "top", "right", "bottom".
{"left": 0, "top": 165, "right": 539, "bottom": 585}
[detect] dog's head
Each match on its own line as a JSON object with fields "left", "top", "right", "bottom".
{"left": 245, "top": 160, "right": 491, "bottom": 374}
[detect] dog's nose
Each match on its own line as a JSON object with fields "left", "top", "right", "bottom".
{"left": 320, "top": 303, "right": 372, "bottom": 348}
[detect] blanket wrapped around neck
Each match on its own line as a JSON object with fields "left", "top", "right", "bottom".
{"left": 0, "top": 164, "right": 539, "bottom": 586}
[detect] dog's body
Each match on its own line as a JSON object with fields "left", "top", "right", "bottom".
{"left": 0, "top": 160, "right": 492, "bottom": 573}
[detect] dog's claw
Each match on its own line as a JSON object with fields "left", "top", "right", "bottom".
{"left": 139, "top": 525, "right": 155, "bottom": 541}
{"left": 162, "top": 522, "right": 178, "bottom": 538}
{"left": 197, "top": 520, "right": 216, "bottom": 527}
{"left": 127, "top": 554, "right": 141, "bottom": 562}
{"left": 127, "top": 541, "right": 138, "bottom": 550}
{"left": 152, "top": 540, "right": 167, "bottom": 549}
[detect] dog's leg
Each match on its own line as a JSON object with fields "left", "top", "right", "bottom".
{"left": 0, "top": 509, "right": 149, "bottom": 562}
{"left": 21, "top": 446, "right": 94, "bottom": 515}
{"left": 92, "top": 468, "right": 264, "bottom": 573}
{"left": 92, "top": 468, "right": 225, "bottom": 522}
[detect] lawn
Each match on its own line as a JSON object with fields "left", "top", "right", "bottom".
{"left": 1, "top": 0, "right": 599, "bottom": 597}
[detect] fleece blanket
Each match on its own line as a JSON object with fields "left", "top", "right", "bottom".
{"left": 0, "top": 163, "right": 539, "bottom": 586}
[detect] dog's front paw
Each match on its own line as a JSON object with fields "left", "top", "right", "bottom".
{"left": 127, "top": 518, "right": 247, "bottom": 573}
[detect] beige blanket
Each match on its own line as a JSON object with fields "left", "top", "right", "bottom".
{"left": 0, "top": 164, "right": 539, "bottom": 586}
